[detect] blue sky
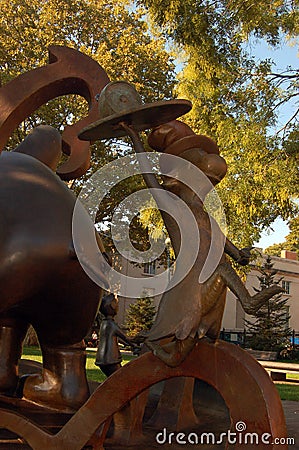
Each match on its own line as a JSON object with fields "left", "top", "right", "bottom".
{"left": 249, "top": 37, "right": 298, "bottom": 250}
{"left": 256, "top": 217, "right": 290, "bottom": 250}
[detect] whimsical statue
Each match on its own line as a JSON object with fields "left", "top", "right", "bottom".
{"left": 0, "top": 125, "right": 108, "bottom": 411}
{"left": 79, "top": 81, "right": 283, "bottom": 367}
{"left": 95, "top": 294, "right": 135, "bottom": 377}
{"left": 142, "top": 120, "right": 284, "bottom": 365}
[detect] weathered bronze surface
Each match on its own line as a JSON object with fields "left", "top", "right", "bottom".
{"left": 0, "top": 45, "right": 110, "bottom": 180}
{"left": 121, "top": 119, "right": 283, "bottom": 366}
{"left": 0, "top": 46, "right": 112, "bottom": 414}
{"left": 0, "top": 126, "right": 107, "bottom": 412}
{"left": 0, "top": 341, "right": 287, "bottom": 449}
{"left": 78, "top": 81, "right": 192, "bottom": 140}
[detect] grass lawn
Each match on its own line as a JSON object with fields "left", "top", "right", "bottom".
{"left": 21, "top": 347, "right": 299, "bottom": 402}
{"left": 275, "top": 384, "right": 299, "bottom": 401}
{"left": 85, "top": 350, "right": 135, "bottom": 383}
{"left": 22, "top": 347, "right": 135, "bottom": 384}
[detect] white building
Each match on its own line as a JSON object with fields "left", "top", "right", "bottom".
{"left": 223, "top": 250, "right": 299, "bottom": 332}
{"left": 116, "top": 250, "right": 299, "bottom": 333}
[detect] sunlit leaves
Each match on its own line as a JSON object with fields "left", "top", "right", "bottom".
{"left": 136, "top": 0, "right": 298, "bottom": 247}
{"left": 0, "top": 0, "right": 176, "bottom": 147}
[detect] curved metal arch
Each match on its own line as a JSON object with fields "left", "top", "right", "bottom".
{"left": 0, "top": 45, "right": 110, "bottom": 180}
{"left": 0, "top": 339, "right": 287, "bottom": 449}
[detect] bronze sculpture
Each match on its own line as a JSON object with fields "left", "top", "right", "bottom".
{"left": 0, "top": 50, "right": 287, "bottom": 449}
{"left": 0, "top": 125, "right": 108, "bottom": 412}
{"left": 80, "top": 83, "right": 283, "bottom": 367}
{"left": 143, "top": 120, "right": 284, "bottom": 365}
{"left": 0, "top": 46, "right": 111, "bottom": 413}
{"left": 95, "top": 293, "right": 135, "bottom": 376}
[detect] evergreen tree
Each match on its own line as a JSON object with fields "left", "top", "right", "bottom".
{"left": 246, "top": 256, "right": 291, "bottom": 352}
{"left": 125, "top": 296, "right": 156, "bottom": 338}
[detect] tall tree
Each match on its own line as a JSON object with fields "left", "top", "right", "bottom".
{"left": 136, "top": 0, "right": 298, "bottom": 247}
{"left": 125, "top": 295, "right": 156, "bottom": 338}
{"left": 0, "top": 0, "right": 177, "bottom": 254}
{"left": 245, "top": 256, "right": 291, "bottom": 352}
{"left": 0, "top": 0, "right": 176, "bottom": 150}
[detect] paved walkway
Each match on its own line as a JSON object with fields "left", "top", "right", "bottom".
{"left": 283, "top": 401, "right": 299, "bottom": 448}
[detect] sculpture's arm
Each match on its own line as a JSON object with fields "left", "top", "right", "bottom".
{"left": 115, "top": 327, "right": 135, "bottom": 347}
{"left": 207, "top": 213, "right": 252, "bottom": 266}
{"left": 224, "top": 238, "right": 252, "bottom": 266}
{"left": 120, "top": 122, "right": 181, "bottom": 257}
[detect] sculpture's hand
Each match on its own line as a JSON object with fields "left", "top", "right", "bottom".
{"left": 237, "top": 247, "right": 253, "bottom": 266}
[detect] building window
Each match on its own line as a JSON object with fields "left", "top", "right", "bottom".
{"left": 282, "top": 280, "right": 291, "bottom": 295}
{"left": 143, "top": 261, "right": 156, "bottom": 275}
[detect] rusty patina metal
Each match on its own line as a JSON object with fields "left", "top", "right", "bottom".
{"left": 0, "top": 45, "right": 110, "bottom": 180}
{"left": 78, "top": 80, "right": 192, "bottom": 140}
{"left": 0, "top": 341, "right": 287, "bottom": 449}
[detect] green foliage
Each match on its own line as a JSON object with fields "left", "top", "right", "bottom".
{"left": 246, "top": 256, "right": 291, "bottom": 351}
{"left": 0, "top": 0, "right": 176, "bottom": 149}
{"left": 136, "top": 0, "right": 299, "bottom": 248}
{"left": 0, "top": 0, "right": 177, "bottom": 252}
{"left": 125, "top": 296, "right": 156, "bottom": 337}
{"left": 265, "top": 242, "right": 284, "bottom": 257}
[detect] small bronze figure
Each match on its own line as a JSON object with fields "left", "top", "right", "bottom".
{"left": 95, "top": 294, "right": 136, "bottom": 376}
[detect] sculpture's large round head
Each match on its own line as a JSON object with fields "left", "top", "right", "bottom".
{"left": 12, "top": 125, "right": 62, "bottom": 171}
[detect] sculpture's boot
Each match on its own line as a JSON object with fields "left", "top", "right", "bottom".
{"left": 146, "top": 336, "right": 196, "bottom": 367}
{"left": 218, "top": 262, "right": 284, "bottom": 315}
{"left": 0, "top": 318, "right": 29, "bottom": 394}
{"left": 22, "top": 341, "right": 89, "bottom": 412}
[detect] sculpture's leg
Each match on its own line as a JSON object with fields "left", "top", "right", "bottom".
{"left": 98, "top": 363, "right": 121, "bottom": 377}
{"left": 0, "top": 316, "right": 29, "bottom": 394}
{"left": 96, "top": 363, "right": 144, "bottom": 445}
{"left": 217, "top": 262, "right": 283, "bottom": 314}
{"left": 147, "top": 377, "right": 198, "bottom": 430}
{"left": 22, "top": 340, "right": 89, "bottom": 412}
{"left": 146, "top": 336, "right": 196, "bottom": 367}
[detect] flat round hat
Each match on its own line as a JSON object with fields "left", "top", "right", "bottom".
{"left": 78, "top": 81, "right": 192, "bottom": 141}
